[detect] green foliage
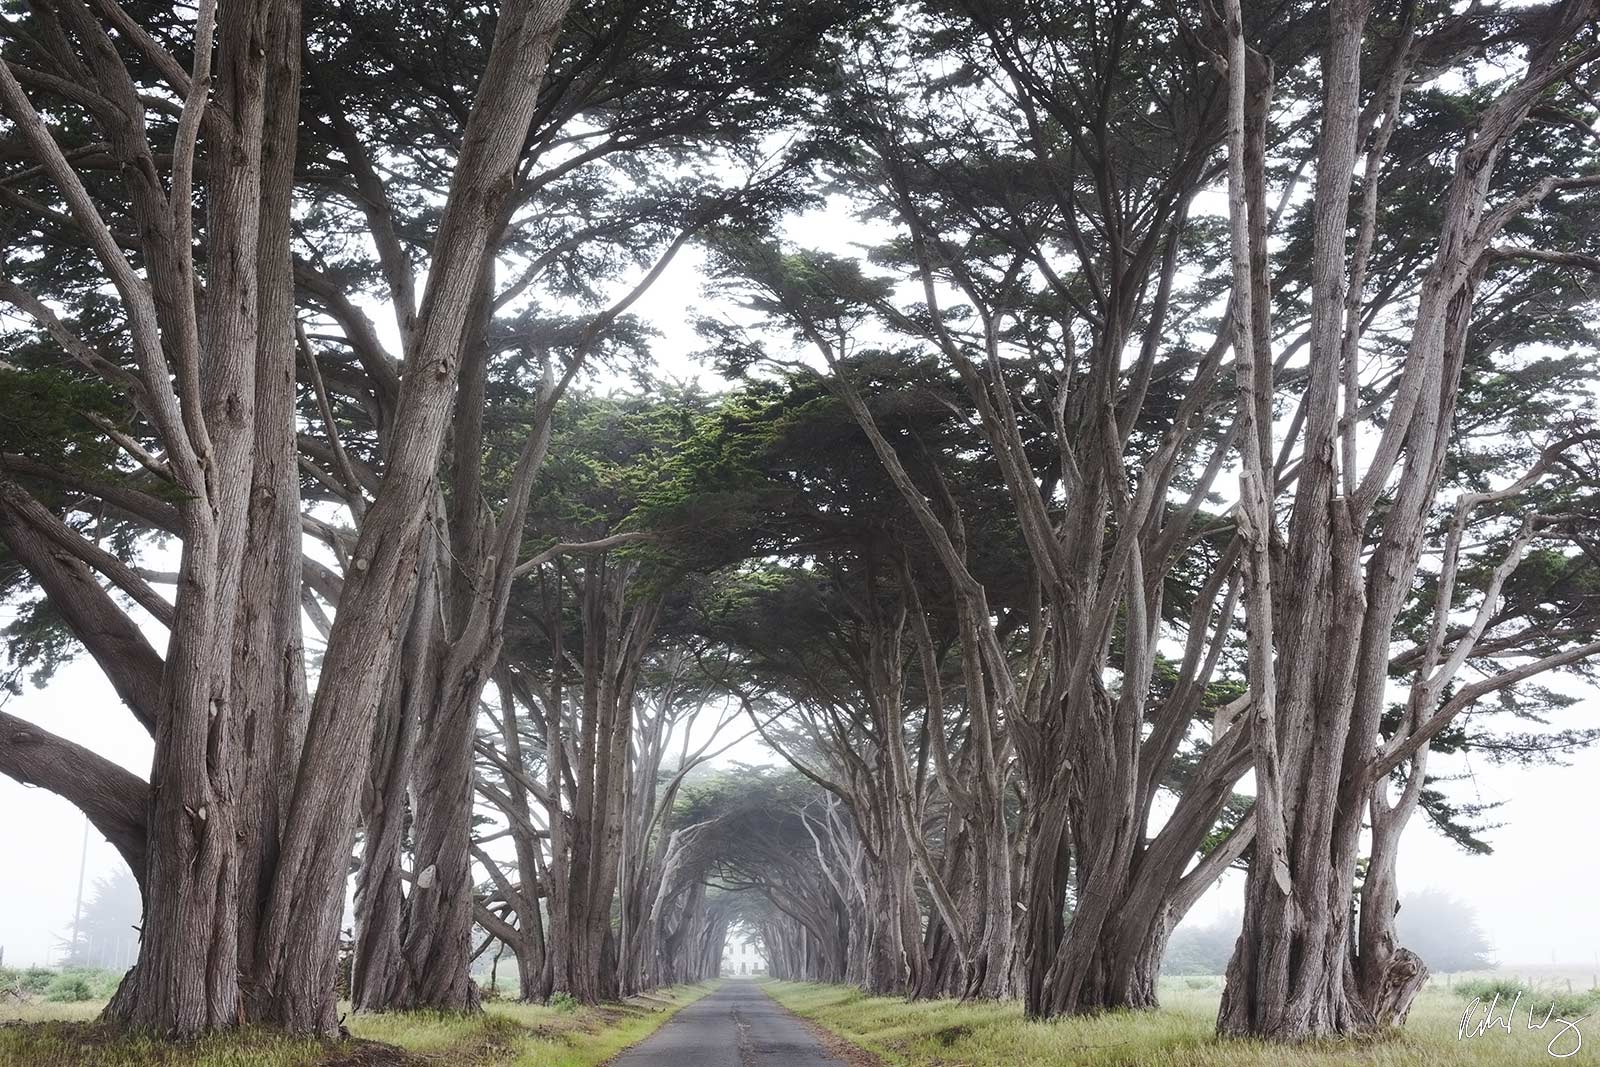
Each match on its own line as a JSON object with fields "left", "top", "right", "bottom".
{"left": 6, "top": 967, "right": 56, "bottom": 996}
{"left": 0, "top": 596, "right": 81, "bottom": 692}
{"left": 1541, "top": 988, "right": 1600, "bottom": 1018}
{"left": 1416, "top": 783, "right": 1504, "bottom": 856}
{"left": 1452, "top": 977, "right": 1600, "bottom": 1020}
{"left": 0, "top": 366, "right": 121, "bottom": 467}
{"left": 42, "top": 974, "right": 94, "bottom": 1003}
{"left": 511, "top": 386, "right": 713, "bottom": 577}
{"left": 0, "top": 967, "right": 124, "bottom": 1004}
{"left": 25, "top": 967, "right": 54, "bottom": 994}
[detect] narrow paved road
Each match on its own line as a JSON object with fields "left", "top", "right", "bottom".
{"left": 611, "top": 981, "right": 847, "bottom": 1067}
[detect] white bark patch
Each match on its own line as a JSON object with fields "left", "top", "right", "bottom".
{"left": 1273, "top": 857, "right": 1292, "bottom": 896}
{"left": 417, "top": 864, "right": 437, "bottom": 889}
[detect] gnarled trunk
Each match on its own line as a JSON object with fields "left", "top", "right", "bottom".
{"left": 119, "top": 0, "right": 278, "bottom": 1031}
{"left": 251, "top": 0, "right": 573, "bottom": 1034}
{"left": 391, "top": 660, "right": 485, "bottom": 1012}
{"left": 350, "top": 545, "right": 434, "bottom": 1011}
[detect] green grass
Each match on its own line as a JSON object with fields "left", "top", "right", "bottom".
{"left": 346, "top": 985, "right": 719, "bottom": 1067}
{"left": 0, "top": 982, "right": 719, "bottom": 1067}
{"left": 763, "top": 978, "right": 1599, "bottom": 1066}
{"left": 0, "top": 1022, "right": 325, "bottom": 1067}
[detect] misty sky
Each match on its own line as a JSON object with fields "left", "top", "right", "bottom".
{"left": 3, "top": 229, "right": 1598, "bottom": 974}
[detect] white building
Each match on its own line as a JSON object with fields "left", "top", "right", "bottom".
{"left": 721, "top": 935, "right": 765, "bottom": 976}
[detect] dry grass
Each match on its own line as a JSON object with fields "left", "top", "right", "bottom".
{"left": 763, "top": 978, "right": 1600, "bottom": 1066}
{"left": 0, "top": 982, "right": 719, "bottom": 1067}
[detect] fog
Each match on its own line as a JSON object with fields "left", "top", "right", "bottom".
{"left": 3, "top": 238, "right": 1598, "bottom": 977}
{"left": 4, "top": 650, "right": 1598, "bottom": 971}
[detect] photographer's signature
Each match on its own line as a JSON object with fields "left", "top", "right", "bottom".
{"left": 1458, "top": 990, "right": 1589, "bottom": 1058}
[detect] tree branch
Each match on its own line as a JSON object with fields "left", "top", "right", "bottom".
{"left": 0, "top": 709, "right": 149, "bottom": 884}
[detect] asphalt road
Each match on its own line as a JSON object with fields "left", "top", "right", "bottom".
{"left": 610, "top": 981, "right": 848, "bottom": 1067}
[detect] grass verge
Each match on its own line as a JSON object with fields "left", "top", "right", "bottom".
{"left": 762, "top": 978, "right": 1598, "bottom": 1066}
{"left": 0, "top": 982, "right": 719, "bottom": 1067}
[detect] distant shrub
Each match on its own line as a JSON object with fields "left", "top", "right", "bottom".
{"left": 1184, "top": 977, "right": 1215, "bottom": 990}
{"left": 80, "top": 968, "right": 123, "bottom": 999}
{"left": 1527, "top": 988, "right": 1600, "bottom": 1018}
{"left": 21, "top": 967, "right": 55, "bottom": 995}
{"left": 1162, "top": 912, "right": 1239, "bottom": 976}
{"left": 44, "top": 974, "right": 94, "bottom": 1002}
{"left": 1454, "top": 978, "right": 1599, "bottom": 1019}
{"left": 1, "top": 966, "right": 119, "bottom": 1003}
{"left": 0, "top": 967, "right": 52, "bottom": 998}
{"left": 1454, "top": 976, "right": 1525, "bottom": 1002}
{"left": 547, "top": 991, "right": 579, "bottom": 1013}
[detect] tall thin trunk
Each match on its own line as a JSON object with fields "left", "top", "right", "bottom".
{"left": 124, "top": 0, "right": 273, "bottom": 1031}
{"left": 254, "top": 0, "right": 572, "bottom": 1030}
{"left": 393, "top": 653, "right": 487, "bottom": 1011}
{"left": 351, "top": 540, "right": 436, "bottom": 1010}
{"left": 235, "top": 0, "right": 307, "bottom": 1020}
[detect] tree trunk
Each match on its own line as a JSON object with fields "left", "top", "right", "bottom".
{"left": 1214, "top": 0, "right": 1377, "bottom": 1039}
{"left": 1355, "top": 739, "right": 1432, "bottom": 1026}
{"left": 392, "top": 657, "right": 486, "bottom": 1012}
{"left": 1215, "top": 0, "right": 1588, "bottom": 1041}
{"left": 235, "top": 0, "right": 308, "bottom": 1021}
{"left": 544, "top": 562, "right": 663, "bottom": 1002}
{"left": 252, "top": 0, "right": 572, "bottom": 1033}
{"left": 1018, "top": 791, "right": 1070, "bottom": 1017}
{"left": 349, "top": 679, "right": 415, "bottom": 1011}
{"left": 1369, "top": 949, "right": 1429, "bottom": 1028}
{"left": 351, "top": 544, "right": 434, "bottom": 1010}
{"left": 121, "top": 0, "right": 275, "bottom": 1031}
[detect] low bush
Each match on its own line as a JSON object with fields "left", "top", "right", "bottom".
{"left": 0, "top": 967, "right": 66, "bottom": 999}
{"left": 43, "top": 975, "right": 93, "bottom": 1003}
{"left": 1453, "top": 977, "right": 1599, "bottom": 1019}
{"left": 1538, "top": 988, "right": 1600, "bottom": 1019}
{"left": 1, "top": 966, "right": 122, "bottom": 1005}
{"left": 1453, "top": 975, "right": 1526, "bottom": 1001}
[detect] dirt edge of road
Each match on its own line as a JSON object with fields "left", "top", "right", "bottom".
{"left": 788, "top": 1012, "right": 888, "bottom": 1067}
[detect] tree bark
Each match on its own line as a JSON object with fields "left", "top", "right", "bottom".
{"left": 234, "top": 0, "right": 308, "bottom": 1020}
{"left": 123, "top": 0, "right": 275, "bottom": 1031}
{"left": 0, "top": 711, "right": 149, "bottom": 881}
{"left": 1218, "top": 0, "right": 1596, "bottom": 1040}
{"left": 350, "top": 538, "right": 435, "bottom": 1010}
{"left": 252, "top": 0, "right": 572, "bottom": 1033}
